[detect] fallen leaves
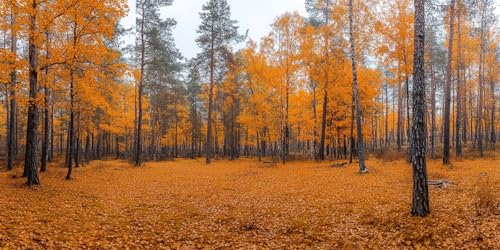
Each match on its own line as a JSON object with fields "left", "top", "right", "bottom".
{"left": 0, "top": 156, "right": 498, "bottom": 248}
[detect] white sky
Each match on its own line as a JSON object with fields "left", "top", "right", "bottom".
{"left": 121, "top": 0, "right": 306, "bottom": 59}
{"left": 121, "top": 0, "right": 500, "bottom": 60}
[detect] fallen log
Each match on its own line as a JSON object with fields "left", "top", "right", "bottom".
{"left": 428, "top": 179, "right": 452, "bottom": 188}
{"left": 329, "top": 162, "right": 348, "bottom": 168}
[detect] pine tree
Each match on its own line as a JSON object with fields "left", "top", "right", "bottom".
{"left": 411, "top": 0, "right": 430, "bottom": 217}
{"left": 135, "top": 0, "right": 175, "bottom": 166}
{"left": 196, "top": 0, "right": 242, "bottom": 164}
{"left": 25, "top": 0, "right": 40, "bottom": 186}
{"left": 443, "top": 0, "right": 455, "bottom": 164}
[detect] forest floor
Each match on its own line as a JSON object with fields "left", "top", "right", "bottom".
{"left": 0, "top": 154, "right": 499, "bottom": 249}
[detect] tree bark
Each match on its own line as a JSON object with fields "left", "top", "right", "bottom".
{"left": 25, "top": 0, "right": 40, "bottom": 186}
{"left": 455, "top": 0, "right": 462, "bottom": 157}
{"left": 7, "top": 2, "right": 17, "bottom": 171}
{"left": 41, "top": 32, "right": 51, "bottom": 173}
{"left": 135, "top": 2, "right": 145, "bottom": 166}
{"left": 411, "top": 0, "right": 430, "bottom": 217}
{"left": 206, "top": 18, "right": 216, "bottom": 164}
{"left": 443, "top": 0, "right": 455, "bottom": 164}
{"left": 348, "top": 0, "right": 367, "bottom": 173}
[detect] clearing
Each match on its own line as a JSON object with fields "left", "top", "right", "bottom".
{"left": 0, "top": 157, "right": 498, "bottom": 248}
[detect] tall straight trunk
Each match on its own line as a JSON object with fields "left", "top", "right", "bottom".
{"left": 311, "top": 84, "right": 317, "bottom": 159}
{"left": 7, "top": 2, "right": 17, "bottom": 171}
{"left": 319, "top": 87, "right": 328, "bottom": 160}
{"left": 85, "top": 132, "right": 90, "bottom": 162}
{"left": 25, "top": 0, "right": 40, "bottom": 186}
{"left": 257, "top": 130, "right": 261, "bottom": 161}
{"left": 462, "top": 67, "right": 468, "bottom": 144}
{"left": 66, "top": 18, "right": 78, "bottom": 180}
{"left": 349, "top": 95, "right": 355, "bottom": 163}
{"left": 41, "top": 32, "right": 51, "bottom": 172}
{"left": 406, "top": 76, "right": 412, "bottom": 162}
{"left": 206, "top": 20, "right": 215, "bottom": 164}
{"left": 397, "top": 63, "right": 403, "bottom": 151}
{"left": 283, "top": 78, "right": 290, "bottom": 164}
{"left": 430, "top": 47, "right": 436, "bottom": 159}
{"left": 455, "top": 0, "right": 462, "bottom": 157}
{"left": 135, "top": 2, "right": 145, "bottom": 166}
{"left": 348, "top": 0, "right": 367, "bottom": 173}
{"left": 50, "top": 102, "right": 54, "bottom": 161}
{"left": 411, "top": 0, "right": 429, "bottom": 217}
{"left": 66, "top": 71, "right": 75, "bottom": 179}
{"left": 191, "top": 113, "right": 196, "bottom": 159}
{"left": 319, "top": 3, "right": 330, "bottom": 161}
{"left": 490, "top": 77, "right": 496, "bottom": 148}
{"left": 443, "top": 0, "right": 455, "bottom": 164}
{"left": 384, "top": 79, "right": 389, "bottom": 146}
{"left": 477, "top": 9, "right": 485, "bottom": 157}
{"left": 174, "top": 99, "right": 178, "bottom": 157}
{"left": 75, "top": 111, "right": 81, "bottom": 168}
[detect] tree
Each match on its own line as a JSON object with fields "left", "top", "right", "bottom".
{"left": 186, "top": 61, "right": 202, "bottom": 159}
{"left": 196, "top": 0, "right": 242, "bottom": 164}
{"left": 443, "top": 0, "right": 455, "bottom": 165}
{"left": 306, "top": 0, "right": 334, "bottom": 161}
{"left": 25, "top": 0, "right": 40, "bottom": 186}
{"left": 135, "top": 0, "right": 175, "bottom": 166}
{"left": 348, "top": 0, "right": 367, "bottom": 173}
{"left": 455, "top": 0, "right": 463, "bottom": 157}
{"left": 271, "top": 13, "right": 303, "bottom": 164}
{"left": 6, "top": 0, "right": 17, "bottom": 172}
{"left": 411, "top": 0, "right": 429, "bottom": 217}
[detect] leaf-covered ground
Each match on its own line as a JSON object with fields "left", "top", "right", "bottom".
{"left": 0, "top": 156, "right": 498, "bottom": 249}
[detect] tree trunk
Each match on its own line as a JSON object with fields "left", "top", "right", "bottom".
{"left": 477, "top": 25, "right": 484, "bottom": 157}
{"left": 206, "top": 19, "right": 216, "bottom": 164}
{"left": 135, "top": 2, "right": 145, "bottom": 166}
{"left": 7, "top": 1, "right": 17, "bottom": 171}
{"left": 455, "top": 0, "right": 462, "bottom": 157}
{"left": 349, "top": 95, "right": 355, "bottom": 164}
{"left": 25, "top": 0, "right": 40, "bottom": 186}
{"left": 443, "top": 0, "right": 455, "bottom": 164}
{"left": 430, "top": 46, "right": 436, "bottom": 159}
{"left": 41, "top": 32, "right": 51, "bottom": 173}
{"left": 348, "top": 0, "right": 367, "bottom": 173}
{"left": 66, "top": 71, "right": 75, "bottom": 179}
{"left": 411, "top": 0, "right": 430, "bottom": 217}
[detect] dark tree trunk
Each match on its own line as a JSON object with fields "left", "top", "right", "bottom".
{"left": 349, "top": 96, "right": 355, "bottom": 164}
{"left": 7, "top": 3, "right": 17, "bottom": 171}
{"left": 397, "top": 63, "right": 402, "bottom": 152}
{"left": 41, "top": 32, "right": 51, "bottom": 173}
{"left": 206, "top": 20, "right": 216, "bottom": 164}
{"left": 66, "top": 72, "right": 75, "bottom": 180}
{"left": 319, "top": 88, "right": 328, "bottom": 161}
{"left": 455, "top": 0, "right": 462, "bottom": 157}
{"left": 318, "top": 3, "right": 330, "bottom": 161}
{"left": 477, "top": 3, "right": 486, "bottom": 157}
{"left": 25, "top": 0, "right": 40, "bottom": 186}
{"left": 411, "top": 0, "right": 430, "bottom": 217}
{"left": 66, "top": 19, "right": 78, "bottom": 180}
{"left": 135, "top": 2, "right": 145, "bottom": 166}
{"left": 75, "top": 112, "right": 81, "bottom": 168}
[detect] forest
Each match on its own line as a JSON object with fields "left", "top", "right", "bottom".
{"left": 0, "top": 0, "right": 499, "bottom": 248}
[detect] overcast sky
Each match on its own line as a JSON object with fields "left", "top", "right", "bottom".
{"left": 122, "top": 0, "right": 500, "bottom": 60}
{"left": 122, "top": 0, "right": 306, "bottom": 59}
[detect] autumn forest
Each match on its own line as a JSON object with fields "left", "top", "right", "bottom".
{"left": 0, "top": 0, "right": 499, "bottom": 248}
